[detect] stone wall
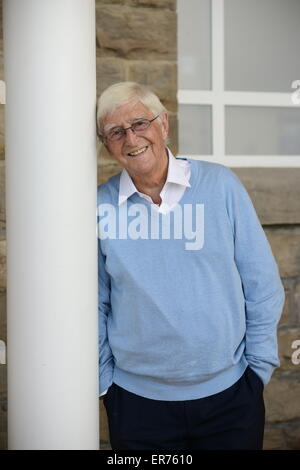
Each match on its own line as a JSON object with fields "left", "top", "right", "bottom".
{"left": 234, "top": 169, "right": 300, "bottom": 450}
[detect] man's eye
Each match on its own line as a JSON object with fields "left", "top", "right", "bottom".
{"left": 110, "top": 128, "right": 123, "bottom": 137}
{"left": 133, "top": 120, "right": 147, "bottom": 130}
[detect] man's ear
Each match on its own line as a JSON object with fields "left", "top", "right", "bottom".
{"left": 160, "top": 112, "right": 169, "bottom": 141}
{"left": 105, "top": 145, "right": 113, "bottom": 158}
{"left": 99, "top": 141, "right": 112, "bottom": 159}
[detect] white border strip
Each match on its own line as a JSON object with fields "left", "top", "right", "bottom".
{"left": 211, "top": 0, "right": 224, "bottom": 158}
{"left": 178, "top": 154, "right": 300, "bottom": 168}
{"left": 224, "top": 91, "right": 300, "bottom": 107}
{"left": 0, "top": 80, "right": 6, "bottom": 104}
{"left": 178, "top": 90, "right": 300, "bottom": 108}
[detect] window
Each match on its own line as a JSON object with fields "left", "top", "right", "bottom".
{"left": 178, "top": 0, "right": 300, "bottom": 167}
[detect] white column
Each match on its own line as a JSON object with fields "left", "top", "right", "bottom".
{"left": 3, "top": 0, "right": 99, "bottom": 450}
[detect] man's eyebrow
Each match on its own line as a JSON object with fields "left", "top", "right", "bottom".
{"left": 103, "top": 123, "right": 119, "bottom": 133}
{"left": 131, "top": 115, "right": 148, "bottom": 121}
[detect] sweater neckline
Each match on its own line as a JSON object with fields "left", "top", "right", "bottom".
{"left": 126, "top": 158, "right": 200, "bottom": 207}
{"left": 174, "top": 158, "right": 199, "bottom": 204}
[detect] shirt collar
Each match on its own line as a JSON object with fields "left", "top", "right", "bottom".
{"left": 118, "top": 148, "right": 191, "bottom": 206}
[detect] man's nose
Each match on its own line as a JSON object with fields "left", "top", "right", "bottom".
{"left": 124, "top": 127, "right": 139, "bottom": 145}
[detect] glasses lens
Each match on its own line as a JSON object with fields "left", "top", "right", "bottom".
{"left": 108, "top": 127, "right": 125, "bottom": 142}
{"left": 132, "top": 119, "right": 150, "bottom": 132}
{"left": 106, "top": 119, "right": 152, "bottom": 142}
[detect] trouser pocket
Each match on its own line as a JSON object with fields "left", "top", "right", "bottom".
{"left": 247, "top": 366, "right": 264, "bottom": 389}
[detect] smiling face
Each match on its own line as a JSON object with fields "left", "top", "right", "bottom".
{"left": 101, "top": 101, "right": 169, "bottom": 181}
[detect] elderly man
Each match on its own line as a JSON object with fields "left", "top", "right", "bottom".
{"left": 97, "top": 82, "right": 284, "bottom": 450}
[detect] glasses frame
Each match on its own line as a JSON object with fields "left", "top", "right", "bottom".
{"left": 98, "top": 114, "right": 161, "bottom": 143}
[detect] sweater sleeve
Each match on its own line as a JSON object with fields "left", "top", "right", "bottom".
{"left": 224, "top": 167, "right": 285, "bottom": 386}
{"left": 98, "top": 237, "right": 114, "bottom": 395}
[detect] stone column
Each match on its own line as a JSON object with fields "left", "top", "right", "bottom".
{"left": 3, "top": 0, "right": 99, "bottom": 449}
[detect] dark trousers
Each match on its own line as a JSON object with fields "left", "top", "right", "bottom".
{"left": 103, "top": 366, "right": 265, "bottom": 450}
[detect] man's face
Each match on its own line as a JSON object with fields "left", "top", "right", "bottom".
{"left": 101, "top": 101, "right": 169, "bottom": 179}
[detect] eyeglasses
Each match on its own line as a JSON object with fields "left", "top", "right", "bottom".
{"left": 99, "top": 115, "right": 160, "bottom": 143}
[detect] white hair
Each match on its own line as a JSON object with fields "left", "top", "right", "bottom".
{"left": 96, "top": 81, "right": 167, "bottom": 133}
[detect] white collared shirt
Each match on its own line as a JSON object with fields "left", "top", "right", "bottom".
{"left": 118, "top": 148, "right": 191, "bottom": 214}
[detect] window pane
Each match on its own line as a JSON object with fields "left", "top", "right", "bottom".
{"left": 178, "top": 0, "right": 211, "bottom": 90}
{"left": 226, "top": 106, "right": 300, "bottom": 155}
{"left": 179, "top": 105, "right": 212, "bottom": 155}
{"left": 225, "top": 0, "right": 300, "bottom": 92}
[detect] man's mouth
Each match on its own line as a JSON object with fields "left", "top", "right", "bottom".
{"left": 127, "top": 146, "right": 148, "bottom": 157}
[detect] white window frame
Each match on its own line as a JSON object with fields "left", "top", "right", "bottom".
{"left": 177, "top": 0, "right": 300, "bottom": 167}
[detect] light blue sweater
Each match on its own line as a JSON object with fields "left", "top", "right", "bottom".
{"left": 98, "top": 159, "right": 285, "bottom": 400}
